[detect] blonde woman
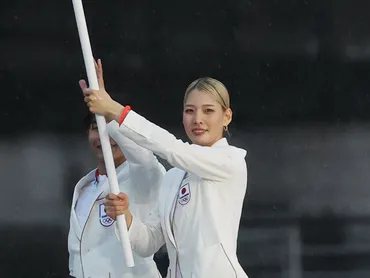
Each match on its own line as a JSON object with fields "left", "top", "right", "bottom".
{"left": 82, "top": 61, "right": 248, "bottom": 278}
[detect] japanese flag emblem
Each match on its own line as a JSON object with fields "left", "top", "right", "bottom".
{"left": 178, "top": 183, "right": 191, "bottom": 205}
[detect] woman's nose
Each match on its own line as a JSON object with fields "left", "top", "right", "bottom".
{"left": 193, "top": 111, "right": 203, "bottom": 124}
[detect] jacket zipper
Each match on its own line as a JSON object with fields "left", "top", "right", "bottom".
{"left": 79, "top": 199, "right": 99, "bottom": 278}
{"left": 170, "top": 196, "right": 179, "bottom": 278}
{"left": 170, "top": 174, "right": 188, "bottom": 278}
{"left": 221, "top": 243, "right": 237, "bottom": 277}
{"left": 168, "top": 230, "right": 178, "bottom": 277}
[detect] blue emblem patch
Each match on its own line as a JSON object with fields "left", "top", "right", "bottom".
{"left": 99, "top": 203, "right": 115, "bottom": 227}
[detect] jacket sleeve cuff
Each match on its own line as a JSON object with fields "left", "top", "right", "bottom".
{"left": 114, "top": 214, "right": 139, "bottom": 242}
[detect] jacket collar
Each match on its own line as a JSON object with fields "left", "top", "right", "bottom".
{"left": 211, "top": 137, "right": 228, "bottom": 147}
{"left": 93, "top": 160, "right": 128, "bottom": 184}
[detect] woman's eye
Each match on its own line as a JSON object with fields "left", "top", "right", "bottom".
{"left": 205, "top": 109, "right": 214, "bottom": 113}
{"left": 185, "top": 109, "right": 193, "bottom": 113}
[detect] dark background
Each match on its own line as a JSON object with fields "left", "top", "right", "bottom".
{"left": 1, "top": 0, "right": 370, "bottom": 277}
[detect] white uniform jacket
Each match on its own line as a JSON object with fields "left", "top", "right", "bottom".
{"left": 116, "top": 111, "right": 249, "bottom": 278}
{"left": 68, "top": 121, "right": 166, "bottom": 278}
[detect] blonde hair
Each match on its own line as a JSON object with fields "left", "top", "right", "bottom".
{"left": 183, "top": 77, "right": 230, "bottom": 110}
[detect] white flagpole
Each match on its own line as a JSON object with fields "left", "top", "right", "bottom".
{"left": 72, "top": 0, "right": 135, "bottom": 267}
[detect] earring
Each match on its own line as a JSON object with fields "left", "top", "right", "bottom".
{"left": 223, "top": 126, "right": 228, "bottom": 132}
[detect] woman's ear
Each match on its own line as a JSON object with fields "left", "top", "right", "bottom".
{"left": 223, "top": 108, "right": 232, "bottom": 127}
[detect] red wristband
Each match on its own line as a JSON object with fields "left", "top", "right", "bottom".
{"left": 119, "top": 105, "right": 131, "bottom": 125}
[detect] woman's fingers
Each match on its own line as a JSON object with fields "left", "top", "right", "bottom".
{"left": 95, "top": 59, "right": 105, "bottom": 89}
{"left": 106, "top": 193, "right": 120, "bottom": 200}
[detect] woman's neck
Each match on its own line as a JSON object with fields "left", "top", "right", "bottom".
{"left": 97, "top": 156, "right": 126, "bottom": 175}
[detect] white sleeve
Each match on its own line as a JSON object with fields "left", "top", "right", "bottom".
{"left": 118, "top": 111, "right": 244, "bottom": 181}
{"left": 116, "top": 203, "right": 165, "bottom": 258}
{"left": 108, "top": 121, "right": 166, "bottom": 203}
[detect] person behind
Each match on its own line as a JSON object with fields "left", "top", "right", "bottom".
{"left": 83, "top": 62, "right": 248, "bottom": 277}
{"left": 68, "top": 60, "right": 166, "bottom": 278}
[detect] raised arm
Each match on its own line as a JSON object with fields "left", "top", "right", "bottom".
{"left": 107, "top": 120, "right": 159, "bottom": 168}
{"left": 117, "top": 110, "right": 245, "bottom": 181}
{"left": 107, "top": 120, "right": 166, "bottom": 203}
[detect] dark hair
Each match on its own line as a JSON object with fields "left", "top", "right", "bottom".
{"left": 84, "top": 110, "right": 95, "bottom": 130}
